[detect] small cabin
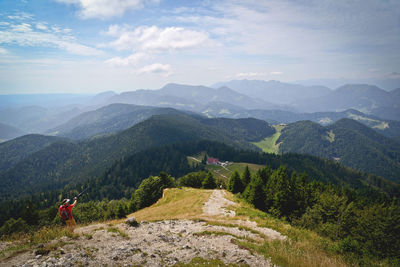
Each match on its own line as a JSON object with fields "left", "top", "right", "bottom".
{"left": 207, "top": 157, "right": 219, "bottom": 165}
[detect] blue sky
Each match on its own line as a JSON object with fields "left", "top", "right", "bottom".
{"left": 0, "top": 0, "right": 399, "bottom": 93}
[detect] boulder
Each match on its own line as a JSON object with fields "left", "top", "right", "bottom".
{"left": 126, "top": 217, "right": 139, "bottom": 227}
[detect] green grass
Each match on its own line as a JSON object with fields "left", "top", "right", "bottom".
{"left": 107, "top": 227, "right": 128, "bottom": 238}
{"left": 0, "top": 226, "right": 78, "bottom": 261}
{"left": 205, "top": 162, "right": 263, "bottom": 182}
{"left": 187, "top": 152, "right": 207, "bottom": 167}
{"left": 253, "top": 125, "right": 284, "bottom": 154}
{"left": 372, "top": 121, "right": 389, "bottom": 130}
{"left": 324, "top": 130, "right": 335, "bottom": 143}
{"left": 348, "top": 113, "right": 389, "bottom": 129}
{"left": 187, "top": 152, "right": 264, "bottom": 183}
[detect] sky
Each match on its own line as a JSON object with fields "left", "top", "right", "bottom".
{"left": 0, "top": 0, "right": 400, "bottom": 94}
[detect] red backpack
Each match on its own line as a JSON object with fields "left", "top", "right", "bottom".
{"left": 60, "top": 206, "right": 69, "bottom": 220}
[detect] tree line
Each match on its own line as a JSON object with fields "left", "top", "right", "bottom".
{"left": 227, "top": 165, "right": 400, "bottom": 261}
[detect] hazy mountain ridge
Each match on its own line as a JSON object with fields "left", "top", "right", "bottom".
{"left": 0, "top": 105, "right": 84, "bottom": 134}
{"left": 212, "top": 79, "right": 332, "bottom": 104}
{"left": 295, "top": 84, "right": 400, "bottom": 114}
{"left": 213, "top": 80, "right": 400, "bottom": 120}
{"left": 0, "top": 122, "right": 24, "bottom": 141}
{"left": 1, "top": 81, "right": 399, "bottom": 142}
{"left": 47, "top": 103, "right": 185, "bottom": 140}
{"left": 104, "top": 83, "right": 280, "bottom": 111}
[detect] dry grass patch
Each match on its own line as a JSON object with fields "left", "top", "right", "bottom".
{"left": 130, "top": 187, "right": 212, "bottom": 221}
{"left": 229, "top": 195, "right": 352, "bottom": 267}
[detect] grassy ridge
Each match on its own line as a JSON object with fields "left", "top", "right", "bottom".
{"left": 130, "top": 187, "right": 211, "bottom": 221}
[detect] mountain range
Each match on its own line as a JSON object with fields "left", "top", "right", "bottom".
{"left": 1, "top": 80, "right": 399, "bottom": 141}
{"left": 214, "top": 80, "right": 400, "bottom": 120}
{"left": 212, "top": 79, "right": 331, "bottom": 105}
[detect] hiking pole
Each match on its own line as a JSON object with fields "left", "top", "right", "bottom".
{"left": 76, "top": 186, "right": 90, "bottom": 198}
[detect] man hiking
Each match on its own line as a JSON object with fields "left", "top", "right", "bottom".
{"left": 59, "top": 197, "right": 77, "bottom": 232}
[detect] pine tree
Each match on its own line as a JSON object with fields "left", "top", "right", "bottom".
{"left": 201, "top": 154, "right": 208, "bottom": 165}
{"left": 242, "top": 166, "right": 251, "bottom": 187}
{"left": 202, "top": 172, "right": 217, "bottom": 189}
{"left": 21, "top": 200, "right": 39, "bottom": 225}
{"left": 228, "top": 170, "right": 244, "bottom": 193}
{"left": 116, "top": 203, "right": 127, "bottom": 219}
{"left": 257, "top": 166, "right": 272, "bottom": 184}
{"left": 243, "top": 174, "right": 265, "bottom": 210}
{"left": 265, "top": 166, "right": 292, "bottom": 217}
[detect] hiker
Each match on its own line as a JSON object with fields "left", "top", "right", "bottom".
{"left": 59, "top": 197, "right": 77, "bottom": 232}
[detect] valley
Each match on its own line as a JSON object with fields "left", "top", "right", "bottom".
{"left": 1, "top": 80, "right": 400, "bottom": 267}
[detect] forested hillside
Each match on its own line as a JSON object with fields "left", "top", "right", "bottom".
{"left": 0, "top": 134, "right": 65, "bottom": 173}
{"left": 278, "top": 118, "right": 400, "bottom": 182}
{"left": 47, "top": 104, "right": 184, "bottom": 140}
{"left": 0, "top": 114, "right": 274, "bottom": 200}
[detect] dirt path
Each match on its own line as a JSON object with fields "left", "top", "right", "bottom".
{"left": 2, "top": 190, "right": 285, "bottom": 267}
{"left": 202, "top": 190, "right": 236, "bottom": 217}
{"left": 202, "top": 190, "right": 285, "bottom": 241}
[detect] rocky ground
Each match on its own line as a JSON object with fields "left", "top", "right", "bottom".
{"left": 1, "top": 190, "right": 285, "bottom": 267}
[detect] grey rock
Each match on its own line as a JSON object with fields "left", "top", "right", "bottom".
{"left": 237, "top": 259, "right": 247, "bottom": 264}
{"left": 35, "top": 255, "right": 42, "bottom": 259}
{"left": 126, "top": 217, "right": 139, "bottom": 227}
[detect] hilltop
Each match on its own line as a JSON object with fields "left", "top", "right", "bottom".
{"left": 1, "top": 188, "right": 349, "bottom": 267}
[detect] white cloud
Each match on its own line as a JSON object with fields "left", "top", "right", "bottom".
{"left": 0, "top": 17, "right": 102, "bottom": 56}
{"left": 137, "top": 63, "right": 172, "bottom": 77}
{"left": 36, "top": 23, "right": 48, "bottom": 31}
{"left": 104, "top": 25, "right": 213, "bottom": 71}
{"left": 0, "top": 47, "right": 8, "bottom": 55}
{"left": 7, "top": 12, "right": 33, "bottom": 21}
{"left": 109, "top": 25, "right": 211, "bottom": 53}
{"left": 55, "top": 0, "right": 160, "bottom": 19}
{"left": 10, "top": 23, "right": 32, "bottom": 32}
{"left": 105, "top": 52, "right": 147, "bottom": 67}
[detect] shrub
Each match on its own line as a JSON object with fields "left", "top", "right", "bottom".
{"left": 202, "top": 172, "right": 216, "bottom": 189}
{"left": 178, "top": 171, "right": 207, "bottom": 188}
{"left": 0, "top": 218, "right": 29, "bottom": 236}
